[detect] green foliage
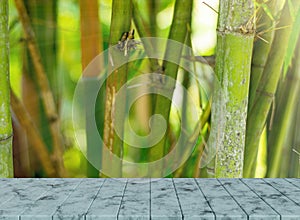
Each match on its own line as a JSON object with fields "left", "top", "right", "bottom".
{"left": 6, "top": 0, "right": 300, "bottom": 178}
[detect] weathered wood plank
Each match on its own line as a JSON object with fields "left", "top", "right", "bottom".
{"left": 0, "top": 178, "right": 299, "bottom": 219}
{"left": 242, "top": 178, "right": 300, "bottom": 219}
{"left": 285, "top": 178, "right": 300, "bottom": 189}
{"left": 118, "top": 179, "right": 150, "bottom": 219}
{"left": 20, "top": 179, "right": 81, "bottom": 220}
{"left": 173, "top": 178, "right": 214, "bottom": 220}
{"left": 52, "top": 179, "right": 105, "bottom": 220}
{"left": 195, "top": 178, "right": 247, "bottom": 219}
{"left": 151, "top": 178, "right": 182, "bottom": 219}
{"left": 219, "top": 179, "right": 279, "bottom": 219}
{"left": 0, "top": 178, "right": 39, "bottom": 207}
{"left": 86, "top": 178, "right": 127, "bottom": 220}
{"left": 0, "top": 179, "right": 58, "bottom": 220}
{"left": 263, "top": 179, "right": 300, "bottom": 206}
{"left": 0, "top": 178, "right": 17, "bottom": 190}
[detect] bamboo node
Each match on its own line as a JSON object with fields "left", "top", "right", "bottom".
{"left": 48, "top": 115, "right": 59, "bottom": 123}
{"left": 0, "top": 134, "right": 13, "bottom": 142}
{"left": 255, "top": 89, "right": 274, "bottom": 98}
{"left": 251, "top": 63, "right": 265, "bottom": 68}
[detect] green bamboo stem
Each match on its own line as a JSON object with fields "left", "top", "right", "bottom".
{"left": 249, "top": 0, "right": 285, "bottom": 179}
{"left": 248, "top": 1, "right": 284, "bottom": 179}
{"left": 290, "top": 100, "right": 300, "bottom": 177}
{"left": 173, "top": 26, "right": 209, "bottom": 178}
{"left": 267, "top": 37, "right": 300, "bottom": 177}
{"left": 248, "top": 0, "right": 283, "bottom": 109}
{"left": 132, "top": 0, "right": 162, "bottom": 165}
{"left": 172, "top": 29, "right": 192, "bottom": 178}
{"left": 148, "top": 0, "right": 193, "bottom": 177}
{"left": 148, "top": 0, "right": 157, "bottom": 39}
{"left": 244, "top": 0, "right": 300, "bottom": 177}
{"left": 102, "top": 0, "right": 132, "bottom": 177}
{"left": 132, "top": 0, "right": 160, "bottom": 71}
{"left": 0, "top": 0, "right": 13, "bottom": 177}
{"left": 212, "top": 0, "right": 255, "bottom": 178}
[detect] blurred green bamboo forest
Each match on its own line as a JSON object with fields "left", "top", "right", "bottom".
{"left": 0, "top": 0, "right": 299, "bottom": 178}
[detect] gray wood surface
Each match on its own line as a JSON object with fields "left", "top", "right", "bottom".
{"left": 151, "top": 178, "right": 182, "bottom": 219}
{"left": 242, "top": 178, "right": 300, "bottom": 219}
{"left": 195, "top": 178, "right": 248, "bottom": 219}
{"left": 219, "top": 179, "right": 279, "bottom": 220}
{"left": 0, "top": 178, "right": 299, "bottom": 219}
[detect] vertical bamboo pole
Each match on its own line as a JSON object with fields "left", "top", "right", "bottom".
{"left": 248, "top": 0, "right": 285, "bottom": 179}
{"left": 248, "top": 0, "right": 283, "bottom": 109}
{"left": 290, "top": 100, "right": 300, "bottom": 177}
{"left": 102, "top": 0, "right": 132, "bottom": 177}
{"left": 10, "top": 91, "right": 56, "bottom": 177}
{"left": 79, "top": 0, "right": 103, "bottom": 177}
{"left": 0, "top": 0, "right": 13, "bottom": 177}
{"left": 148, "top": 0, "right": 193, "bottom": 177}
{"left": 213, "top": 0, "right": 255, "bottom": 177}
{"left": 244, "top": 0, "right": 300, "bottom": 177}
{"left": 21, "top": 0, "right": 59, "bottom": 176}
{"left": 267, "top": 37, "right": 300, "bottom": 177}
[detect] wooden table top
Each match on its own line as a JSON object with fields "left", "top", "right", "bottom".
{"left": 0, "top": 178, "right": 299, "bottom": 219}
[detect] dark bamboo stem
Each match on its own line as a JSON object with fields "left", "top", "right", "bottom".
{"left": 11, "top": 91, "right": 56, "bottom": 177}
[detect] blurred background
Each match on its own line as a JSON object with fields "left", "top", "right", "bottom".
{"left": 4, "top": 0, "right": 300, "bottom": 178}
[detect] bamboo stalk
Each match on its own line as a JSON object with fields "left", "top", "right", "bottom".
{"left": 290, "top": 100, "right": 300, "bottom": 177}
{"left": 267, "top": 37, "right": 300, "bottom": 177}
{"left": 211, "top": 0, "right": 255, "bottom": 178}
{"left": 132, "top": 0, "right": 161, "bottom": 165}
{"left": 0, "top": 0, "right": 13, "bottom": 177}
{"left": 14, "top": 0, "right": 65, "bottom": 176}
{"left": 10, "top": 91, "right": 56, "bottom": 177}
{"left": 248, "top": 0, "right": 283, "bottom": 109}
{"left": 148, "top": 0, "right": 193, "bottom": 177}
{"left": 102, "top": 0, "right": 132, "bottom": 177}
{"left": 79, "top": 0, "right": 103, "bottom": 72}
{"left": 21, "top": 63, "right": 41, "bottom": 174}
{"left": 244, "top": 0, "right": 300, "bottom": 177}
{"left": 132, "top": 0, "right": 160, "bottom": 71}
{"left": 148, "top": 0, "right": 157, "bottom": 39}
{"left": 12, "top": 118, "right": 31, "bottom": 177}
{"left": 79, "top": 0, "right": 103, "bottom": 177}
{"left": 22, "top": 0, "right": 58, "bottom": 176}
{"left": 173, "top": 25, "right": 202, "bottom": 178}
{"left": 24, "top": 0, "right": 59, "bottom": 105}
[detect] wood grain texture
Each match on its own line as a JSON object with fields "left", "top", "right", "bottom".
{"left": 0, "top": 179, "right": 299, "bottom": 219}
